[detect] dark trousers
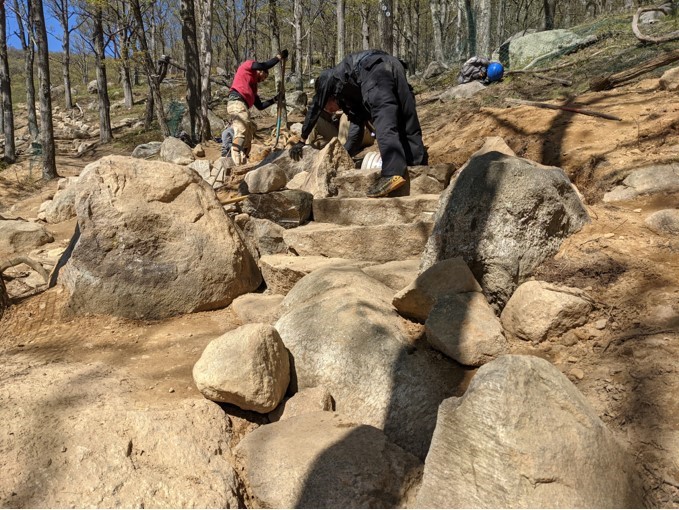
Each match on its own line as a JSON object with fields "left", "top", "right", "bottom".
{"left": 358, "top": 55, "right": 428, "bottom": 177}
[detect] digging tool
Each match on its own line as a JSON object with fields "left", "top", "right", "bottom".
{"left": 274, "top": 55, "right": 287, "bottom": 149}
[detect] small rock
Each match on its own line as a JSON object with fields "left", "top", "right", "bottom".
{"left": 570, "top": 368, "right": 585, "bottom": 380}
{"left": 193, "top": 144, "right": 205, "bottom": 157}
{"left": 169, "top": 388, "right": 175, "bottom": 393}
{"left": 633, "top": 208, "right": 642, "bottom": 213}
{"left": 603, "top": 233, "right": 615, "bottom": 239}
{"left": 594, "top": 319, "right": 607, "bottom": 330}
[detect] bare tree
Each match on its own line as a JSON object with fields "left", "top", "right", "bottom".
{"left": 1, "top": 1, "right": 16, "bottom": 163}
{"left": 92, "top": 5, "right": 113, "bottom": 142}
{"left": 359, "top": 0, "right": 370, "bottom": 50}
{"left": 544, "top": 0, "right": 556, "bottom": 29}
{"left": 378, "top": 0, "right": 393, "bottom": 52}
{"left": 464, "top": 0, "right": 475, "bottom": 57}
{"left": 30, "top": 0, "right": 58, "bottom": 179}
{"left": 180, "top": 0, "right": 202, "bottom": 140}
{"left": 11, "top": 0, "right": 39, "bottom": 141}
{"left": 45, "top": 0, "right": 76, "bottom": 108}
{"left": 292, "top": 0, "right": 303, "bottom": 89}
{"left": 337, "top": 0, "right": 345, "bottom": 61}
{"left": 476, "top": 0, "right": 491, "bottom": 57}
{"left": 196, "top": 0, "right": 213, "bottom": 141}
{"left": 109, "top": 0, "right": 135, "bottom": 108}
{"left": 269, "top": 0, "right": 287, "bottom": 129}
{"left": 130, "top": 0, "right": 170, "bottom": 136}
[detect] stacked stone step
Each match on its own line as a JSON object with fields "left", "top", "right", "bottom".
{"left": 259, "top": 194, "right": 442, "bottom": 295}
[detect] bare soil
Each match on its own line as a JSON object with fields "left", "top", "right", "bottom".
{"left": 1, "top": 72, "right": 679, "bottom": 506}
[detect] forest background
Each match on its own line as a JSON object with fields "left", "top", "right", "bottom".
{"left": 0, "top": 0, "right": 670, "bottom": 180}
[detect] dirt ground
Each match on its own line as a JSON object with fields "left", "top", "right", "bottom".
{"left": 1, "top": 74, "right": 679, "bottom": 507}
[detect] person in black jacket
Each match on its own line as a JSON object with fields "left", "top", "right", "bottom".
{"left": 289, "top": 50, "right": 428, "bottom": 198}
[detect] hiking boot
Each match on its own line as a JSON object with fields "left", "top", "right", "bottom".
{"left": 366, "top": 175, "right": 406, "bottom": 198}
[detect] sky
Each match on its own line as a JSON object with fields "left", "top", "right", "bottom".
{"left": 6, "top": 7, "right": 67, "bottom": 52}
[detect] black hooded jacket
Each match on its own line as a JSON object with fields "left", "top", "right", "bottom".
{"left": 301, "top": 50, "right": 388, "bottom": 140}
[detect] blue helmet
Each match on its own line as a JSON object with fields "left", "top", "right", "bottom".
{"left": 487, "top": 62, "right": 504, "bottom": 82}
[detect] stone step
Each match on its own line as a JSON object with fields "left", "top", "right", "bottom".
{"left": 259, "top": 254, "right": 421, "bottom": 295}
{"left": 259, "top": 254, "right": 374, "bottom": 295}
{"left": 312, "top": 195, "right": 441, "bottom": 226}
{"left": 282, "top": 221, "right": 433, "bottom": 263}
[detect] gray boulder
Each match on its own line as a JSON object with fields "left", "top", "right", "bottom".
{"left": 231, "top": 293, "right": 284, "bottom": 325}
{"left": 416, "top": 355, "right": 643, "bottom": 508}
{"left": 243, "top": 163, "right": 287, "bottom": 193}
{"left": 421, "top": 151, "right": 589, "bottom": 310}
{"left": 439, "top": 81, "right": 487, "bottom": 100}
{"left": 87, "top": 79, "right": 98, "bottom": 94}
{"left": 131, "top": 141, "right": 162, "bottom": 159}
{"left": 274, "top": 266, "right": 465, "bottom": 459}
{"left": 159, "top": 137, "right": 195, "bottom": 165}
{"left": 660, "top": 67, "right": 679, "bottom": 92}
{"left": 234, "top": 216, "right": 289, "bottom": 258}
{"left": 604, "top": 163, "right": 679, "bottom": 202}
{"left": 269, "top": 386, "right": 334, "bottom": 422}
{"left": 503, "top": 29, "right": 585, "bottom": 68}
{"left": 297, "top": 138, "right": 356, "bottom": 198}
{"left": 0, "top": 220, "right": 54, "bottom": 260}
{"left": 60, "top": 155, "right": 261, "bottom": 319}
{"left": 423, "top": 61, "right": 449, "bottom": 80}
{"left": 241, "top": 190, "right": 313, "bottom": 228}
{"left": 645, "top": 209, "right": 679, "bottom": 235}
{"left": 426, "top": 292, "right": 508, "bottom": 367}
{"left": 235, "top": 412, "right": 422, "bottom": 508}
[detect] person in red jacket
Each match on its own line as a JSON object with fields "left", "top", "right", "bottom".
{"left": 228, "top": 49, "right": 288, "bottom": 164}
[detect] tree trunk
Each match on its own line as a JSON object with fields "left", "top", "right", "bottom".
{"left": 337, "top": 0, "right": 345, "bottom": 62}
{"left": 293, "top": 0, "right": 303, "bottom": 90}
{"left": 477, "top": 0, "right": 491, "bottom": 57}
{"left": 269, "top": 0, "right": 287, "bottom": 129}
{"left": 131, "top": 0, "right": 170, "bottom": 137}
{"left": 360, "top": 0, "right": 370, "bottom": 50}
{"left": 181, "top": 0, "right": 202, "bottom": 140}
{"left": 59, "top": 0, "right": 73, "bottom": 109}
{"left": 0, "top": 2, "right": 16, "bottom": 163}
{"left": 430, "top": 0, "right": 444, "bottom": 62}
{"left": 379, "top": 0, "right": 393, "bottom": 53}
{"left": 93, "top": 7, "right": 113, "bottom": 143}
{"left": 120, "top": 35, "right": 134, "bottom": 109}
{"left": 31, "top": 0, "right": 58, "bottom": 180}
{"left": 543, "top": 0, "right": 556, "bottom": 30}
{"left": 197, "top": 0, "right": 213, "bottom": 141}
{"left": 13, "top": 0, "right": 39, "bottom": 141}
{"left": 464, "top": 0, "right": 475, "bottom": 58}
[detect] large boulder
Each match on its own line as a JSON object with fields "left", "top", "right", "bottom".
{"left": 425, "top": 291, "right": 508, "bottom": 367}
{"left": 235, "top": 412, "right": 422, "bottom": 508}
{"left": 645, "top": 209, "right": 679, "bottom": 235}
{"left": 274, "top": 266, "right": 466, "bottom": 459}
{"left": 241, "top": 190, "right": 313, "bottom": 229}
{"left": 39, "top": 177, "right": 79, "bottom": 224}
{"left": 131, "top": 141, "right": 162, "bottom": 159}
{"left": 159, "top": 137, "right": 195, "bottom": 165}
{"left": 421, "top": 151, "right": 589, "bottom": 310}
{"left": 60, "top": 155, "right": 261, "bottom": 319}
{"left": 193, "top": 323, "right": 290, "bottom": 413}
{"left": 603, "top": 163, "right": 679, "bottom": 202}
{"left": 502, "top": 29, "right": 586, "bottom": 68}
{"left": 0, "top": 220, "right": 54, "bottom": 260}
{"left": 1, "top": 361, "right": 243, "bottom": 508}
{"left": 501, "top": 280, "right": 593, "bottom": 343}
{"left": 416, "top": 355, "right": 643, "bottom": 508}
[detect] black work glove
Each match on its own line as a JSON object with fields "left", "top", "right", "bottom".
{"left": 280, "top": 49, "right": 289, "bottom": 60}
{"left": 289, "top": 141, "right": 305, "bottom": 161}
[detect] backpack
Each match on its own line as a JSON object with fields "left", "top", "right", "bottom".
{"left": 457, "top": 57, "right": 491, "bottom": 84}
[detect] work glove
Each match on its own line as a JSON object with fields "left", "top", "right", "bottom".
{"left": 289, "top": 141, "right": 305, "bottom": 161}
{"left": 280, "top": 49, "right": 289, "bottom": 60}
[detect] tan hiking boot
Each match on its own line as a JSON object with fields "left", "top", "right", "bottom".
{"left": 366, "top": 175, "right": 406, "bottom": 198}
